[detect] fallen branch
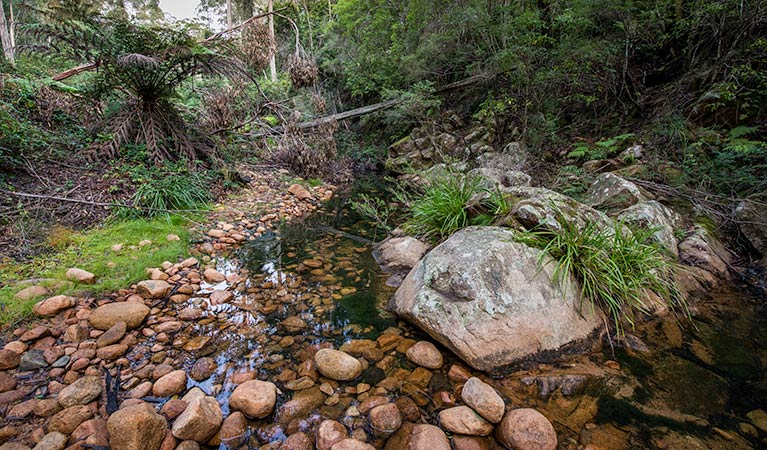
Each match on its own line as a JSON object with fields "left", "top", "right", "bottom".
{"left": 52, "top": 62, "right": 98, "bottom": 81}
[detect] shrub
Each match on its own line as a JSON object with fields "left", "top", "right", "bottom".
{"left": 516, "top": 209, "right": 683, "bottom": 335}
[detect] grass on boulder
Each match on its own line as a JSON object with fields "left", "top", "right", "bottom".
{"left": 0, "top": 215, "right": 197, "bottom": 324}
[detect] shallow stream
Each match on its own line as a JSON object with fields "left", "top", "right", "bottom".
{"left": 161, "top": 177, "right": 767, "bottom": 449}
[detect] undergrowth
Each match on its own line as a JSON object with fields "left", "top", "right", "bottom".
{"left": 516, "top": 209, "right": 684, "bottom": 335}
{"left": 0, "top": 215, "right": 196, "bottom": 324}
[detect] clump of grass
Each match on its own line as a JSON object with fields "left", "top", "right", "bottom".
{"left": 119, "top": 170, "right": 210, "bottom": 219}
{"left": 0, "top": 215, "right": 196, "bottom": 324}
{"left": 404, "top": 175, "right": 484, "bottom": 240}
{"left": 516, "top": 208, "right": 683, "bottom": 335}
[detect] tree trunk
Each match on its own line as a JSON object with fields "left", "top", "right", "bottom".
{"left": 226, "top": 0, "right": 232, "bottom": 29}
{"left": 0, "top": 0, "right": 14, "bottom": 64}
{"left": 268, "top": 0, "right": 277, "bottom": 82}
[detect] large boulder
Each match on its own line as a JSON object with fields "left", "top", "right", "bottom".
{"left": 616, "top": 201, "right": 683, "bottom": 257}
{"left": 89, "top": 302, "right": 150, "bottom": 330}
{"left": 735, "top": 195, "right": 767, "bottom": 255}
{"left": 389, "top": 227, "right": 603, "bottom": 372}
{"left": 373, "top": 237, "right": 429, "bottom": 272}
{"left": 586, "top": 173, "right": 649, "bottom": 212}
{"left": 229, "top": 380, "right": 277, "bottom": 419}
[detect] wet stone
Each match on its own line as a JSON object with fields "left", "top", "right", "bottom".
{"left": 19, "top": 350, "right": 47, "bottom": 371}
{"left": 190, "top": 357, "right": 218, "bottom": 381}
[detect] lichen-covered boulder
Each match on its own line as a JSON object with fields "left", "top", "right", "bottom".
{"left": 389, "top": 226, "right": 603, "bottom": 372}
{"left": 586, "top": 173, "right": 649, "bottom": 212}
{"left": 616, "top": 201, "right": 683, "bottom": 257}
{"left": 500, "top": 186, "right": 613, "bottom": 233}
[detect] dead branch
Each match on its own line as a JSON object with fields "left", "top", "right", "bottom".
{"left": 203, "top": 7, "right": 289, "bottom": 43}
{"left": 52, "top": 62, "right": 98, "bottom": 81}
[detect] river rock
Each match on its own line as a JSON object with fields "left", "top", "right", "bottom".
{"left": 19, "top": 350, "right": 47, "bottom": 371}
{"left": 586, "top": 173, "right": 648, "bottom": 212}
{"left": 209, "top": 290, "right": 233, "bottom": 305}
{"left": 171, "top": 396, "right": 222, "bottom": 442}
{"left": 31, "top": 432, "right": 67, "bottom": 450}
{"left": 616, "top": 200, "right": 682, "bottom": 257}
{"left": 368, "top": 403, "right": 402, "bottom": 436}
{"left": 329, "top": 440, "right": 375, "bottom": 450}
{"left": 14, "top": 286, "right": 49, "bottom": 301}
{"left": 107, "top": 402, "right": 167, "bottom": 450}
{"left": 389, "top": 227, "right": 602, "bottom": 372}
{"left": 405, "top": 341, "right": 443, "bottom": 369}
{"left": 228, "top": 380, "right": 276, "bottom": 419}
{"left": 219, "top": 412, "right": 247, "bottom": 446}
{"left": 316, "top": 420, "right": 348, "bottom": 450}
{"left": 66, "top": 268, "right": 96, "bottom": 284}
{"left": 97, "top": 343, "right": 128, "bottom": 360}
{"left": 190, "top": 357, "right": 217, "bottom": 381}
{"left": 89, "top": 302, "right": 150, "bottom": 330}
{"left": 408, "top": 424, "right": 450, "bottom": 450}
{"left": 461, "top": 377, "right": 505, "bottom": 423}
{"left": 97, "top": 321, "right": 127, "bottom": 347}
{"left": 57, "top": 376, "right": 101, "bottom": 407}
{"left": 203, "top": 268, "right": 225, "bottom": 283}
{"left": 280, "top": 432, "right": 312, "bottom": 450}
{"left": 33, "top": 295, "right": 75, "bottom": 317}
{"left": 275, "top": 387, "right": 326, "bottom": 424}
{"left": 136, "top": 280, "right": 172, "bottom": 299}
{"left": 49, "top": 405, "right": 93, "bottom": 434}
{"left": 153, "top": 370, "right": 187, "bottom": 397}
{"left": 496, "top": 408, "right": 557, "bottom": 450}
{"left": 0, "top": 349, "right": 20, "bottom": 370}
{"left": 315, "top": 349, "right": 362, "bottom": 381}
{"left": 374, "top": 237, "right": 429, "bottom": 271}
{"left": 288, "top": 184, "right": 313, "bottom": 201}
{"left": 438, "top": 406, "right": 493, "bottom": 436}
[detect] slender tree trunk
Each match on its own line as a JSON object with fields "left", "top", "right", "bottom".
{"left": 268, "top": 0, "right": 277, "bottom": 82}
{"left": 0, "top": 0, "right": 14, "bottom": 64}
{"left": 226, "top": 0, "right": 232, "bottom": 29}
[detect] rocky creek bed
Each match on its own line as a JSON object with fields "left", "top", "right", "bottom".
{"left": 0, "top": 170, "right": 766, "bottom": 450}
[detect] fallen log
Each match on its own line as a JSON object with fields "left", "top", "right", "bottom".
{"left": 251, "top": 71, "right": 497, "bottom": 137}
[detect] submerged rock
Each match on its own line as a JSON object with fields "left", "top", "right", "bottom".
{"left": 389, "top": 227, "right": 602, "bottom": 372}
{"left": 314, "top": 349, "right": 363, "bottom": 381}
{"left": 374, "top": 237, "right": 429, "bottom": 272}
{"left": 496, "top": 408, "right": 557, "bottom": 450}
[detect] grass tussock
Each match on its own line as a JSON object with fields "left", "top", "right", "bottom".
{"left": 0, "top": 215, "right": 196, "bottom": 324}
{"left": 516, "top": 209, "right": 684, "bottom": 334}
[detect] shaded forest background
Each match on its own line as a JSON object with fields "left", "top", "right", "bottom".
{"left": 1, "top": 0, "right": 766, "bottom": 258}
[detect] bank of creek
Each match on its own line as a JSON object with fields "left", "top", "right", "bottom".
{"left": 0, "top": 170, "right": 766, "bottom": 450}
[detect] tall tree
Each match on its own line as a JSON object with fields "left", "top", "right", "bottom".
{"left": 0, "top": 0, "right": 14, "bottom": 64}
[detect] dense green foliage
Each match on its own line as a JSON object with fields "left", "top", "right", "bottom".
{"left": 516, "top": 212, "right": 683, "bottom": 334}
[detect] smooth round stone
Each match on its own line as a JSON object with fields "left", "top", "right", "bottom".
{"left": 408, "top": 424, "right": 450, "bottom": 450}
{"left": 152, "top": 370, "right": 187, "bottom": 397}
{"left": 229, "top": 380, "right": 277, "bottom": 419}
{"left": 496, "top": 408, "right": 557, "bottom": 450}
{"left": 438, "top": 406, "right": 494, "bottom": 436}
{"left": 316, "top": 420, "right": 348, "bottom": 450}
{"left": 314, "top": 349, "right": 362, "bottom": 381}
{"left": 405, "top": 341, "right": 443, "bottom": 369}
{"left": 88, "top": 303, "right": 149, "bottom": 330}
{"left": 461, "top": 377, "right": 505, "bottom": 424}
{"left": 368, "top": 403, "right": 402, "bottom": 436}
